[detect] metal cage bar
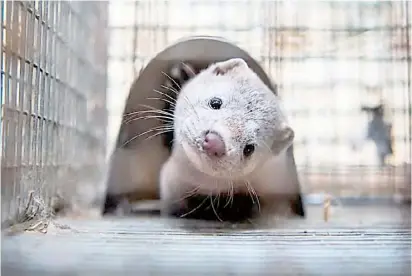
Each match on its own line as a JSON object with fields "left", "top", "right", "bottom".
{"left": 1, "top": 1, "right": 109, "bottom": 226}
{"left": 261, "top": 1, "right": 411, "bottom": 199}
{"left": 107, "top": 0, "right": 411, "bottom": 200}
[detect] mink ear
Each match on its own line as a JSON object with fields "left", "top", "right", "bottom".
{"left": 212, "top": 58, "right": 249, "bottom": 76}
{"left": 271, "top": 123, "right": 295, "bottom": 155}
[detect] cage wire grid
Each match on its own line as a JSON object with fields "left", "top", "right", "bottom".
{"left": 1, "top": 1, "right": 109, "bottom": 227}
{"left": 107, "top": 0, "right": 411, "bottom": 201}
{"left": 0, "top": 0, "right": 411, "bottom": 227}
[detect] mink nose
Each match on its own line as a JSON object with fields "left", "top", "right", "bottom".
{"left": 202, "top": 131, "right": 226, "bottom": 157}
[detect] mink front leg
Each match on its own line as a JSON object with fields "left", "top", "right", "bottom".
{"left": 159, "top": 157, "right": 192, "bottom": 217}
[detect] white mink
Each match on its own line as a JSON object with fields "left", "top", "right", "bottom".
{"left": 159, "top": 58, "right": 304, "bottom": 220}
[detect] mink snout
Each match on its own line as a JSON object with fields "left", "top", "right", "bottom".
{"left": 202, "top": 131, "right": 226, "bottom": 157}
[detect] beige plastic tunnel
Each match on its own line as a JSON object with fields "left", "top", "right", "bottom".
{"left": 103, "top": 36, "right": 305, "bottom": 216}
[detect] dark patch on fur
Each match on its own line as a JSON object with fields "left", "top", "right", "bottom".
{"left": 169, "top": 193, "right": 259, "bottom": 222}
{"left": 291, "top": 194, "right": 305, "bottom": 217}
{"left": 102, "top": 194, "right": 121, "bottom": 214}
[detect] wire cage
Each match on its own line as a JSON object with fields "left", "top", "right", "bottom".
{"left": 1, "top": 0, "right": 410, "bottom": 228}
{"left": 108, "top": 0, "right": 411, "bottom": 204}
{"left": 1, "top": 1, "right": 109, "bottom": 227}
{"left": 1, "top": 1, "right": 411, "bottom": 274}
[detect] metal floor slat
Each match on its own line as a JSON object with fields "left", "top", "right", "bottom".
{"left": 2, "top": 205, "right": 411, "bottom": 276}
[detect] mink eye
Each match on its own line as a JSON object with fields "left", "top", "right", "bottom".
{"left": 243, "top": 144, "right": 255, "bottom": 157}
{"left": 208, "top": 97, "right": 222, "bottom": 110}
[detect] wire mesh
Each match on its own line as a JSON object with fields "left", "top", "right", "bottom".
{"left": 1, "top": 1, "right": 109, "bottom": 226}
{"left": 107, "top": 0, "right": 411, "bottom": 200}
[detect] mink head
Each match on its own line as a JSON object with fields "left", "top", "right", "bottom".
{"left": 173, "top": 58, "right": 294, "bottom": 179}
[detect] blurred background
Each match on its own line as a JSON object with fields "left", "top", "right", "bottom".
{"left": 1, "top": 0, "right": 411, "bottom": 225}
{"left": 106, "top": 1, "right": 411, "bottom": 202}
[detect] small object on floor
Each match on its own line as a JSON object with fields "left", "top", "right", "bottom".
{"left": 324, "top": 195, "right": 331, "bottom": 222}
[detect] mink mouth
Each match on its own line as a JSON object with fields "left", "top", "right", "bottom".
{"left": 181, "top": 139, "right": 232, "bottom": 178}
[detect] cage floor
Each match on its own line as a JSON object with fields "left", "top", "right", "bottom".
{"left": 2, "top": 204, "right": 411, "bottom": 276}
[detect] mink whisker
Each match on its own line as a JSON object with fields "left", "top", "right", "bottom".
{"left": 121, "top": 126, "right": 174, "bottom": 147}
{"left": 179, "top": 195, "right": 209, "bottom": 218}
{"left": 209, "top": 194, "right": 223, "bottom": 222}
{"left": 245, "top": 180, "right": 261, "bottom": 213}
{"left": 147, "top": 97, "right": 176, "bottom": 107}
{"left": 161, "top": 71, "right": 182, "bottom": 90}
{"left": 123, "top": 115, "right": 174, "bottom": 125}
{"left": 152, "top": 89, "right": 178, "bottom": 103}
